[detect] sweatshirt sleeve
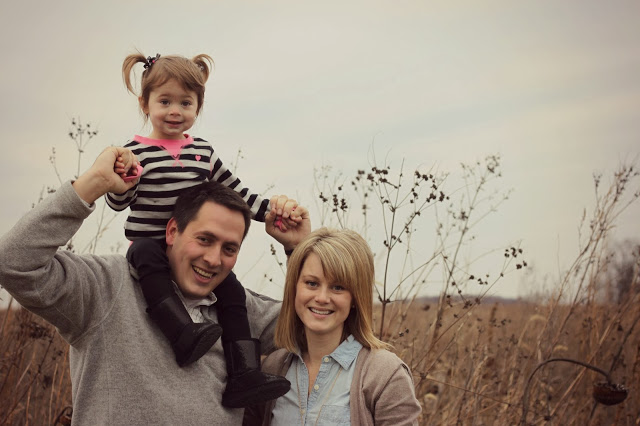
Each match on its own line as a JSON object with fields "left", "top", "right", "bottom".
{"left": 244, "top": 288, "right": 281, "bottom": 354}
{"left": 208, "top": 148, "right": 270, "bottom": 222}
{"left": 0, "top": 182, "right": 128, "bottom": 343}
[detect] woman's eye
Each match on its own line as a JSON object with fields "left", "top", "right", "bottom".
{"left": 333, "top": 285, "right": 345, "bottom": 291}
{"left": 305, "top": 281, "right": 318, "bottom": 288}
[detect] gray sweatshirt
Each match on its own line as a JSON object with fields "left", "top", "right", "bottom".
{"left": 0, "top": 182, "right": 281, "bottom": 425}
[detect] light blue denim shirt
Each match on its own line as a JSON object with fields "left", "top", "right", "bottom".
{"left": 271, "top": 335, "right": 363, "bottom": 426}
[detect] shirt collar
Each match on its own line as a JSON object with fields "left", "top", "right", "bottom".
{"left": 172, "top": 281, "right": 218, "bottom": 308}
{"left": 295, "top": 335, "right": 362, "bottom": 370}
{"left": 331, "top": 335, "right": 362, "bottom": 370}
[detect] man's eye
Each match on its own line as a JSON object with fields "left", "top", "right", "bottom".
{"left": 224, "top": 246, "right": 238, "bottom": 255}
{"left": 197, "top": 237, "right": 209, "bottom": 243}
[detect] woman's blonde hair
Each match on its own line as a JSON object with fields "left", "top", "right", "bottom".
{"left": 275, "top": 227, "right": 390, "bottom": 352}
{"left": 122, "top": 52, "right": 214, "bottom": 118}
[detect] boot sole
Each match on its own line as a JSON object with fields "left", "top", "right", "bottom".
{"left": 222, "top": 380, "right": 291, "bottom": 408}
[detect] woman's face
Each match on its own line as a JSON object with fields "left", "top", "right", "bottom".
{"left": 294, "top": 253, "right": 353, "bottom": 343}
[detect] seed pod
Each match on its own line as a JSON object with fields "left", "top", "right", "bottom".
{"left": 592, "top": 382, "right": 628, "bottom": 405}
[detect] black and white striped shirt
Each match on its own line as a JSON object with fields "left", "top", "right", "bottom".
{"left": 106, "top": 135, "right": 269, "bottom": 240}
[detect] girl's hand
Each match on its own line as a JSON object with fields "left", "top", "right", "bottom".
{"left": 266, "top": 196, "right": 311, "bottom": 250}
{"left": 114, "top": 149, "right": 141, "bottom": 181}
{"left": 269, "top": 195, "right": 302, "bottom": 232}
{"left": 73, "top": 147, "right": 140, "bottom": 204}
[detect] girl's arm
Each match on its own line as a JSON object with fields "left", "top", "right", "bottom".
{"left": 208, "top": 148, "right": 271, "bottom": 221}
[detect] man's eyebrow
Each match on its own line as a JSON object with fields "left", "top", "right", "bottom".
{"left": 197, "top": 231, "right": 241, "bottom": 247}
{"left": 197, "top": 231, "right": 217, "bottom": 239}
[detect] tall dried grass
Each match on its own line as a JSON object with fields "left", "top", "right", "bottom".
{"left": 0, "top": 300, "right": 72, "bottom": 425}
{"left": 1, "top": 123, "right": 638, "bottom": 424}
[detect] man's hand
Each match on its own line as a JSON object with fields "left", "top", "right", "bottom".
{"left": 72, "top": 147, "right": 140, "bottom": 204}
{"left": 266, "top": 195, "right": 311, "bottom": 252}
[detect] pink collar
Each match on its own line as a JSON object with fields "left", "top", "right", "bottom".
{"left": 134, "top": 134, "right": 194, "bottom": 159}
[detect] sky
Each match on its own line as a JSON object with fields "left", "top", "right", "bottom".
{"left": 0, "top": 0, "right": 639, "bottom": 303}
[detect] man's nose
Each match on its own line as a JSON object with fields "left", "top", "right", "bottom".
{"left": 203, "top": 246, "right": 222, "bottom": 267}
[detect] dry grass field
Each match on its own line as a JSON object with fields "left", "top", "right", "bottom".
{"left": 1, "top": 291, "right": 638, "bottom": 425}
{"left": 378, "top": 296, "right": 640, "bottom": 425}
{"left": 0, "top": 305, "right": 72, "bottom": 425}
{"left": 1, "top": 128, "right": 637, "bottom": 424}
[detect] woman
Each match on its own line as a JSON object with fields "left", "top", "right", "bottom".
{"left": 244, "top": 228, "right": 421, "bottom": 425}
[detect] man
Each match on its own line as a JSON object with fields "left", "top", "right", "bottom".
{"left": 0, "top": 147, "right": 310, "bottom": 424}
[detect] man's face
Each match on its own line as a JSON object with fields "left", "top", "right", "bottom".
{"left": 165, "top": 201, "right": 245, "bottom": 299}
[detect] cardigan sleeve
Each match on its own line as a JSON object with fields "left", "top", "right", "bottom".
{"left": 360, "top": 349, "right": 422, "bottom": 426}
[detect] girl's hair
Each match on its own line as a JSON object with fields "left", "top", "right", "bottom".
{"left": 275, "top": 227, "right": 390, "bottom": 353}
{"left": 122, "top": 52, "right": 214, "bottom": 117}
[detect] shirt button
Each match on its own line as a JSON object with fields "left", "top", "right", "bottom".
{"left": 323, "top": 357, "right": 330, "bottom": 362}
{"left": 314, "top": 384, "right": 320, "bottom": 391}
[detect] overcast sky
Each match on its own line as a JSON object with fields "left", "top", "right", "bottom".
{"left": 1, "top": 0, "right": 639, "bottom": 302}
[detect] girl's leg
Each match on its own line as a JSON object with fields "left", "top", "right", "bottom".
{"left": 214, "top": 272, "right": 290, "bottom": 408}
{"left": 213, "top": 271, "right": 251, "bottom": 340}
{"left": 127, "top": 238, "right": 222, "bottom": 367}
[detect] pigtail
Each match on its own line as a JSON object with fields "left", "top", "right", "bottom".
{"left": 122, "top": 53, "right": 148, "bottom": 95}
{"left": 192, "top": 54, "right": 214, "bottom": 83}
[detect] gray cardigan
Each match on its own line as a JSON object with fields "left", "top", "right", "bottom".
{"left": 244, "top": 347, "right": 421, "bottom": 425}
{"left": 0, "top": 182, "right": 281, "bottom": 425}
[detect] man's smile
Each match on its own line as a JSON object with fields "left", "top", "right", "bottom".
{"left": 193, "top": 265, "right": 214, "bottom": 279}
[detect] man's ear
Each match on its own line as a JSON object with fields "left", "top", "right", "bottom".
{"left": 139, "top": 96, "right": 149, "bottom": 115}
{"left": 166, "top": 217, "right": 178, "bottom": 246}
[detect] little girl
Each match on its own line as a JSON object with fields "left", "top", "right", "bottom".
{"left": 106, "top": 52, "right": 294, "bottom": 408}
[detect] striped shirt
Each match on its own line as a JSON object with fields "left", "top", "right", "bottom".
{"left": 105, "top": 134, "right": 269, "bottom": 240}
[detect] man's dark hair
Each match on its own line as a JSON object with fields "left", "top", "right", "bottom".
{"left": 172, "top": 181, "right": 252, "bottom": 239}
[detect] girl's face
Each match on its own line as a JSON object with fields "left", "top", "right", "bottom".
{"left": 141, "top": 79, "right": 198, "bottom": 140}
{"left": 294, "top": 253, "right": 353, "bottom": 344}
